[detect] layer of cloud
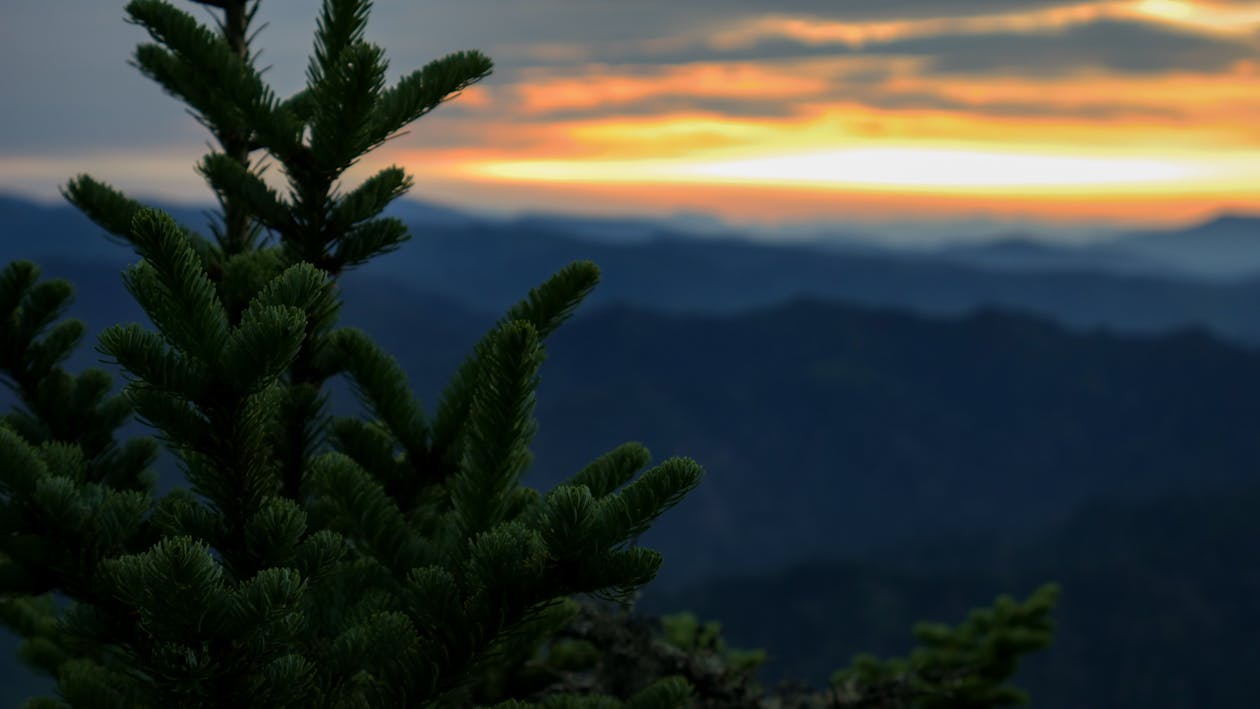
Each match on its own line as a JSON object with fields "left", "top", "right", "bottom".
{"left": 512, "top": 3, "right": 1260, "bottom": 76}
{"left": 487, "top": 54, "right": 1222, "bottom": 124}
{"left": 873, "top": 18, "right": 1260, "bottom": 75}
{"left": 4, "top": 0, "right": 1259, "bottom": 228}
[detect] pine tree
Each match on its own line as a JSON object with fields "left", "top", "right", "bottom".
{"left": 1, "top": 0, "right": 699, "bottom": 705}
{"left": 0, "top": 1, "right": 1058, "bottom": 707}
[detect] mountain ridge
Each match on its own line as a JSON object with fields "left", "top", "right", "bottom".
{"left": 4, "top": 249, "right": 1257, "bottom": 588}
{"left": 8, "top": 191, "right": 1260, "bottom": 278}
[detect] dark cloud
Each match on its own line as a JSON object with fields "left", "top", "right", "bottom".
{"left": 876, "top": 19, "right": 1260, "bottom": 75}
{"left": 573, "top": 18, "right": 1260, "bottom": 77}
{"left": 1, "top": 1, "right": 1251, "bottom": 171}
{"left": 511, "top": 96, "right": 806, "bottom": 122}
{"left": 576, "top": 0, "right": 1086, "bottom": 22}
{"left": 829, "top": 90, "right": 1191, "bottom": 121}
{"left": 503, "top": 80, "right": 1189, "bottom": 124}
{"left": 372, "top": 0, "right": 1092, "bottom": 68}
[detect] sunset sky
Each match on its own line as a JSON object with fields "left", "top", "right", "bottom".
{"left": 3, "top": 0, "right": 1260, "bottom": 238}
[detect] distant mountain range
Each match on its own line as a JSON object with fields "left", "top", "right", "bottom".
{"left": 3, "top": 193, "right": 1260, "bottom": 706}
{"left": 1097, "top": 214, "right": 1260, "bottom": 280}
{"left": 930, "top": 214, "right": 1260, "bottom": 281}
{"left": 519, "top": 298, "right": 1260, "bottom": 587}
{"left": 375, "top": 195, "right": 1260, "bottom": 281}
{"left": 337, "top": 220, "right": 1260, "bottom": 346}
{"left": 413, "top": 198, "right": 1260, "bottom": 281}
{"left": 8, "top": 247, "right": 1260, "bottom": 590}
{"left": 928, "top": 235, "right": 1170, "bottom": 276}
{"left": 5, "top": 193, "right": 1260, "bottom": 582}
{"left": 7, "top": 193, "right": 1252, "bottom": 350}
{"left": 8, "top": 191, "right": 1260, "bottom": 280}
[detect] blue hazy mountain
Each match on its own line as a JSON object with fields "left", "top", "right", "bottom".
{"left": 927, "top": 234, "right": 1172, "bottom": 276}
{"left": 519, "top": 299, "right": 1260, "bottom": 587}
{"left": 6, "top": 193, "right": 1260, "bottom": 345}
{"left": 424, "top": 199, "right": 1260, "bottom": 281}
{"left": 352, "top": 220, "right": 1260, "bottom": 344}
{"left": 1097, "top": 214, "right": 1260, "bottom": 280}
{"left": 14, "top": 190, "right": 1259, "bottom": 277}
{"left": 4, "top": 193, "right": 1260, "bottom": 582}
{"left": 931, "top": 214, "right": 1260, "bottom": 281}
{"left": 9, "top": 246, "right": 1260, "bottom": 589}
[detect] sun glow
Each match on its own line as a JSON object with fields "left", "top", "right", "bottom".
{"left": 1132, "top": 0, "right": 1260, "bottom": 32}
{"left": 463, "top": 146, "right": 1228, "bottom": 194}
{"left": 1136, "top": 0, "right": 1197, "bottom": 20}
{"left": 679, "top": 149, "right": 1204, "bottom": 188}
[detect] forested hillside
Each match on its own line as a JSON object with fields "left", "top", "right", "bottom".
{"left": 7, "top": 250, "right": 1257, "bottom": 588}
{"left": 640, "top": 481, "right": 1260, "bottom": 707}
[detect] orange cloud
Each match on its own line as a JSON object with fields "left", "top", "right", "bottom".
{"left": 513, "top": 63, "right": 830, "bottom": 115}
{"left": 328, "top": 3, "right": 1260, "bottom": 229}
{"left": 703, "top": 0, "right": 1260, "bottom": 51}
{"left": 427, "top": 87, "right": 1258, "bottom": 220}
{"left": 840, "top": 62, "right": 1260, "bottom": 146}
{"left": 446, "top": 84, "right": 492, "bottom": 109}
{"left": 708, "top": 4, "right": 1109, "bottom": 50}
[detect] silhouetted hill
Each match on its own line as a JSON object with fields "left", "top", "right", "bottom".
{"left": 926, "top": 214, "right": 1260, "bottom": 281}
{"left": 525, "top": 299, "right": 1260, "bottom": 587}
{"left": 639, "top": 480, "right": 1260, "bottom": 708}
{"left": 351, "top": 222, "right": 1260, "bottom": 344}
{"left": 930, "top": 235, "right": 1169, "bottom": 276}
{"left": 0, "top": 194, "right": 215, "bottom": 265}
{"left": 1098, "top": 214, "right": 1260, "bottom": 280}
{"left": 382, "top": 196, "right": 485, "bottom": 228}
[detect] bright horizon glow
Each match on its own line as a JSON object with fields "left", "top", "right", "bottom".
{"left": 462, "top": 146, "right": 1240, "bottom": 194}
{"left": 678, "top": 149, "right": 1204, "bottom": 188}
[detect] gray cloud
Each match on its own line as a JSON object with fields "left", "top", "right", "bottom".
{"left": 818, "top": 90, "right": 1191, "bottom": 121}
{"left": 0, "top": 1, "right": 1251, "bottom": 170}
{"left": 501, "top": 75, "right": 1190, "bottom": 124}
{"left": 510, "top": 96, "right": 806, "bottom": 122}
{"left": 557, "top": 17, "right": 1259, "bottom": 78}
{"left": 0, "top": 1, "right": 320, "bottom": 155}
{"left": 365, "top": 0, "right": 1091, "bottom": 67}
{"left": 875, "top": 19, "right": 1260, "bottom": 76}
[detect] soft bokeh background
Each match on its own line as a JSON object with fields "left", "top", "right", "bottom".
{"left": 3, "top": 0, "right": 1259, "bottom": 241}
{"left": 4, "top": 2, "right": 1260, "bottom": 707}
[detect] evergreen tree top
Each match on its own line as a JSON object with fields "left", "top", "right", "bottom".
{"left": 3, "top": 1, "right": 703, "bottom": 705}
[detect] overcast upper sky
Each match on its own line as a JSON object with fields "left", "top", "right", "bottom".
{"left": 3, "top": 0, "right": 1259, "bottom": 237}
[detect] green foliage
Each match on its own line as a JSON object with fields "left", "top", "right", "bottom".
{"left": 830, "top": 583, "right": 1060, "bottom": 708}
{"left": 1, "top": 1, "right": 701, "bottom": 706}
{"left": 659, "top": 612, "right": 767, "bottom": 678}
{"left": 0, "top": 1, "right": 1058, "bottom": 707}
